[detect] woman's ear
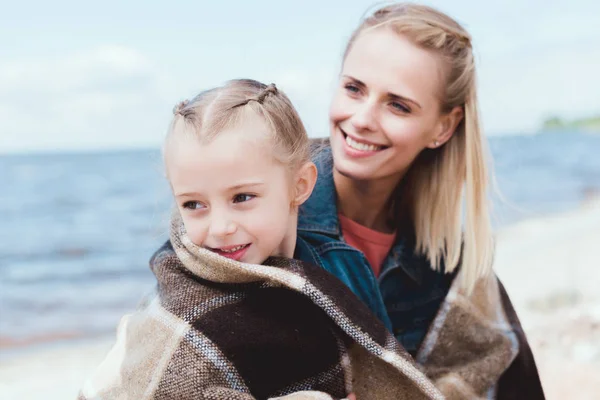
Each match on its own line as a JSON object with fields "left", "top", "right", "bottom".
{"left": 292, "top": 162, "right": 318, "bottom": 207}
{"left": 427, "top": 105, "right": 464, "bottom": 148}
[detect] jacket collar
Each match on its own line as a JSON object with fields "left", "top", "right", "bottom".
{"left": 298, "top": 142, "right": 424, "bottom": 284}
{"left": 298, "top": 145, "right": 340, "bottom": 236}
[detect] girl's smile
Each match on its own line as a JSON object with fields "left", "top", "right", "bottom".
{"left": 206, "top": 243, "right": 251, "bottom": 261}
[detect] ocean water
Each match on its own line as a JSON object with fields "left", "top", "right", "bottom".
{"left": 1, "top": 132, "right": 599, "bottom": 346}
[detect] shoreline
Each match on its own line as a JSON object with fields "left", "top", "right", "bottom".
{"left": 0, "top": 334, "right": 113, "bottom": 363}
{"left": 0, "top": 336, "right": 114, "bottom": 400}
{"left": 1, "top": 198, "right": 599, "bottom": 399}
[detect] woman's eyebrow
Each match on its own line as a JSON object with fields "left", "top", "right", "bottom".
{"left": 342, "top": 75, "right": 366, "bottom": 88}
{"left": 388, "top": 93, "right": 422, "bottom": 110}
{"left": 343, "top": 75, "right": 422, "bottom": 109}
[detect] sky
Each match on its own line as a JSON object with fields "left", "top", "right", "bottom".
{"left": 1, "top": 0, "right": 599, "bottom": 153}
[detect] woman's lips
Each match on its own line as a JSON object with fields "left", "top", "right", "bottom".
{"left": 339, "top": 128, "right": 387, "bottom": 158}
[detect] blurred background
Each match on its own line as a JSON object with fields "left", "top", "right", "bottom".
{"left": 1, "top": 0, "right": 599, "bottom": 398}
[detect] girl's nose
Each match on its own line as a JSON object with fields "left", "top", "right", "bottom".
{"left": 208, "top": 216, "right": 237, "bottom": 238}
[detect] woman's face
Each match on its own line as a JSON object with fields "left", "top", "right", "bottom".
{"left": 329, "top": 28, "right": 450, "bottom": 183}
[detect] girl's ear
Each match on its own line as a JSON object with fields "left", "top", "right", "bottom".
{"left": 293, "top": 162, "right": 318, "bottom": 207}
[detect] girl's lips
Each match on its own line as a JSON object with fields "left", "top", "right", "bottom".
{"left": 209, "top": 244, "right": 251, "bottom": 261}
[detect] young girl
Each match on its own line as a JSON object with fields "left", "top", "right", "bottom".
{"left": 79, "top": 79, "right": 443, "bottom": 400}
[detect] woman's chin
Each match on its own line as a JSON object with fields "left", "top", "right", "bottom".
{"left": 331, "top": 147, "right": 378, "bottom": 181}
{"left": 333, "top": 160, "right": 378, "bottom": 182}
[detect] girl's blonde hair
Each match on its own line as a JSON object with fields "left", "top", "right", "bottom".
{"left": 345, "top": 3, "right": 494, "bottom": 293}
{"left": 164, "top": 79, "right": 310, "bottom": 173}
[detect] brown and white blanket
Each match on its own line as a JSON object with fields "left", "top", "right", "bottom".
{"left": 79, "top": 214, "right": 544, "bottom": 399}
{"left": 415, "top": 269, "right": 545, "bottom": 399}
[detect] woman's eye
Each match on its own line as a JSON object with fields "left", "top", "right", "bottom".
{"left": 233, "top": 194, "right": 255, "bottom": 203}
{"left": 344, "top": 84, "right": 360, "bottom": 94}
{"left": 182, "top": 201, "right": 206, "bottom": 210}
{"left": 391, "top": 101, "right": 410, "bottom": 113}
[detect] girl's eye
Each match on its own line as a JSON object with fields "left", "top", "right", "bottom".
{"left": 182, "top": 201, "right": 206, "bottom": 210}
{"left": 391, "top": 101, "right": 410, "bottom": 113}
{"left": 233, "top": 194, "right": 255, "bottom": 203}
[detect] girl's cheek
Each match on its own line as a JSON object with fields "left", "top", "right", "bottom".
{"left": 186, "top": 222, "right": 206, "bottom": 246}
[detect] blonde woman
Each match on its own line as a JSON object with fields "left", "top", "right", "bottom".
{"left": 294, "top": 3, "right": 545, "bottom": 399}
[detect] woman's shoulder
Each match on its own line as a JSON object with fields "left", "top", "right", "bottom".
{"left": 309, "top": 136, "right": 330, "bottom": 153}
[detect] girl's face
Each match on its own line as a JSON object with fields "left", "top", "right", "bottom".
{"left": 166, "top": 113, "right": 299, "bottom": 264}
{"left": 329, "top": 28, "right": 454, "bottom": 183}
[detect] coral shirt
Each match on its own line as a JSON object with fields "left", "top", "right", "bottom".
{"left": 338, "top": 214, "right": 396, "bottom": 277}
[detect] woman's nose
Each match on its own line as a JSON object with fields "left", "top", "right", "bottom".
{"left": 351, "top": 100, "right": 378, "bottom": 132}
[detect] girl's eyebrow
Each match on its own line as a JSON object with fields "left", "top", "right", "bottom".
{"left": 174, "top": 182, "right": 265, "bottom": 198}
{"left": 342, "top": 74, "right": 422, "bottom": 110}
{"left": 228, "top": 182, "right": 265, "bottom": 191}
{"left": 175, "top": 191, "right": 202, "bottom": 197}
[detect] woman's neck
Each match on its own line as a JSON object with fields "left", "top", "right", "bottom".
{"left": 333, "top": 169, "right": 403, "bottom": 233}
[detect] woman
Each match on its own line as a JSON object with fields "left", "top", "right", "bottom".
{"left": 294, "top": 3, "right": 545, "bottom": 399}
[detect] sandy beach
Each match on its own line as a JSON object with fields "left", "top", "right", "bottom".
{"left": 1, "top": 199, "right": 599, "bottom": 400}
{"left": 494, "top": 197, "right": 600, "bottom": 399}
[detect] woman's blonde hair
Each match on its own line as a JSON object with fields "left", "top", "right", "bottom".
{"left": 164, "top": 79, "right": 310, "bottom": 173}
{"left": 345, "top": 3, "right": 494, "bottom": 293}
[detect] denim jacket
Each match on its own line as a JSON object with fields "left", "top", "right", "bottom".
{"left": 294, "top": 146, "right": 455, "bottom": 355}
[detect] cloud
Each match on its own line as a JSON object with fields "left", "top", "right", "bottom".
{"left": 270, "top": 67, "right": 337, "bottom": 138}
{"left": 479, "top": 44, "right": 600, "bottom": 134}
{"left": 2, "top": 6, "right": 598, "bottom": 154}
{"left": 0, "top": 46, "right": 341, "bottom": 152}
{"left": 0, "top": 45, "right": 176, "bottom": 152}
{"left": 0, "top": 44, "right": 342, "bottom": 154}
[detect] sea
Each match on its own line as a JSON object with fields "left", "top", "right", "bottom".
{"left": 1, "top": 132, "right": 599, "bottom": 348}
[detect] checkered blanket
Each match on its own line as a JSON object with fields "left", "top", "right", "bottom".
{"left": 79, "top": 214, "right": 442, "bottom": 399}
{"left": 79, "top": 213, "right": 545, "bottom": 399}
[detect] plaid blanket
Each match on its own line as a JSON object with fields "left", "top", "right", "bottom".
{"left": 80, "top": 213, "right": 544, "bottom": 399}
{"left": 79, "top": 214, "right": 442, "bottom": 399}
{"left": 415, "top": 272, "right": 545, "bottom": 399}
